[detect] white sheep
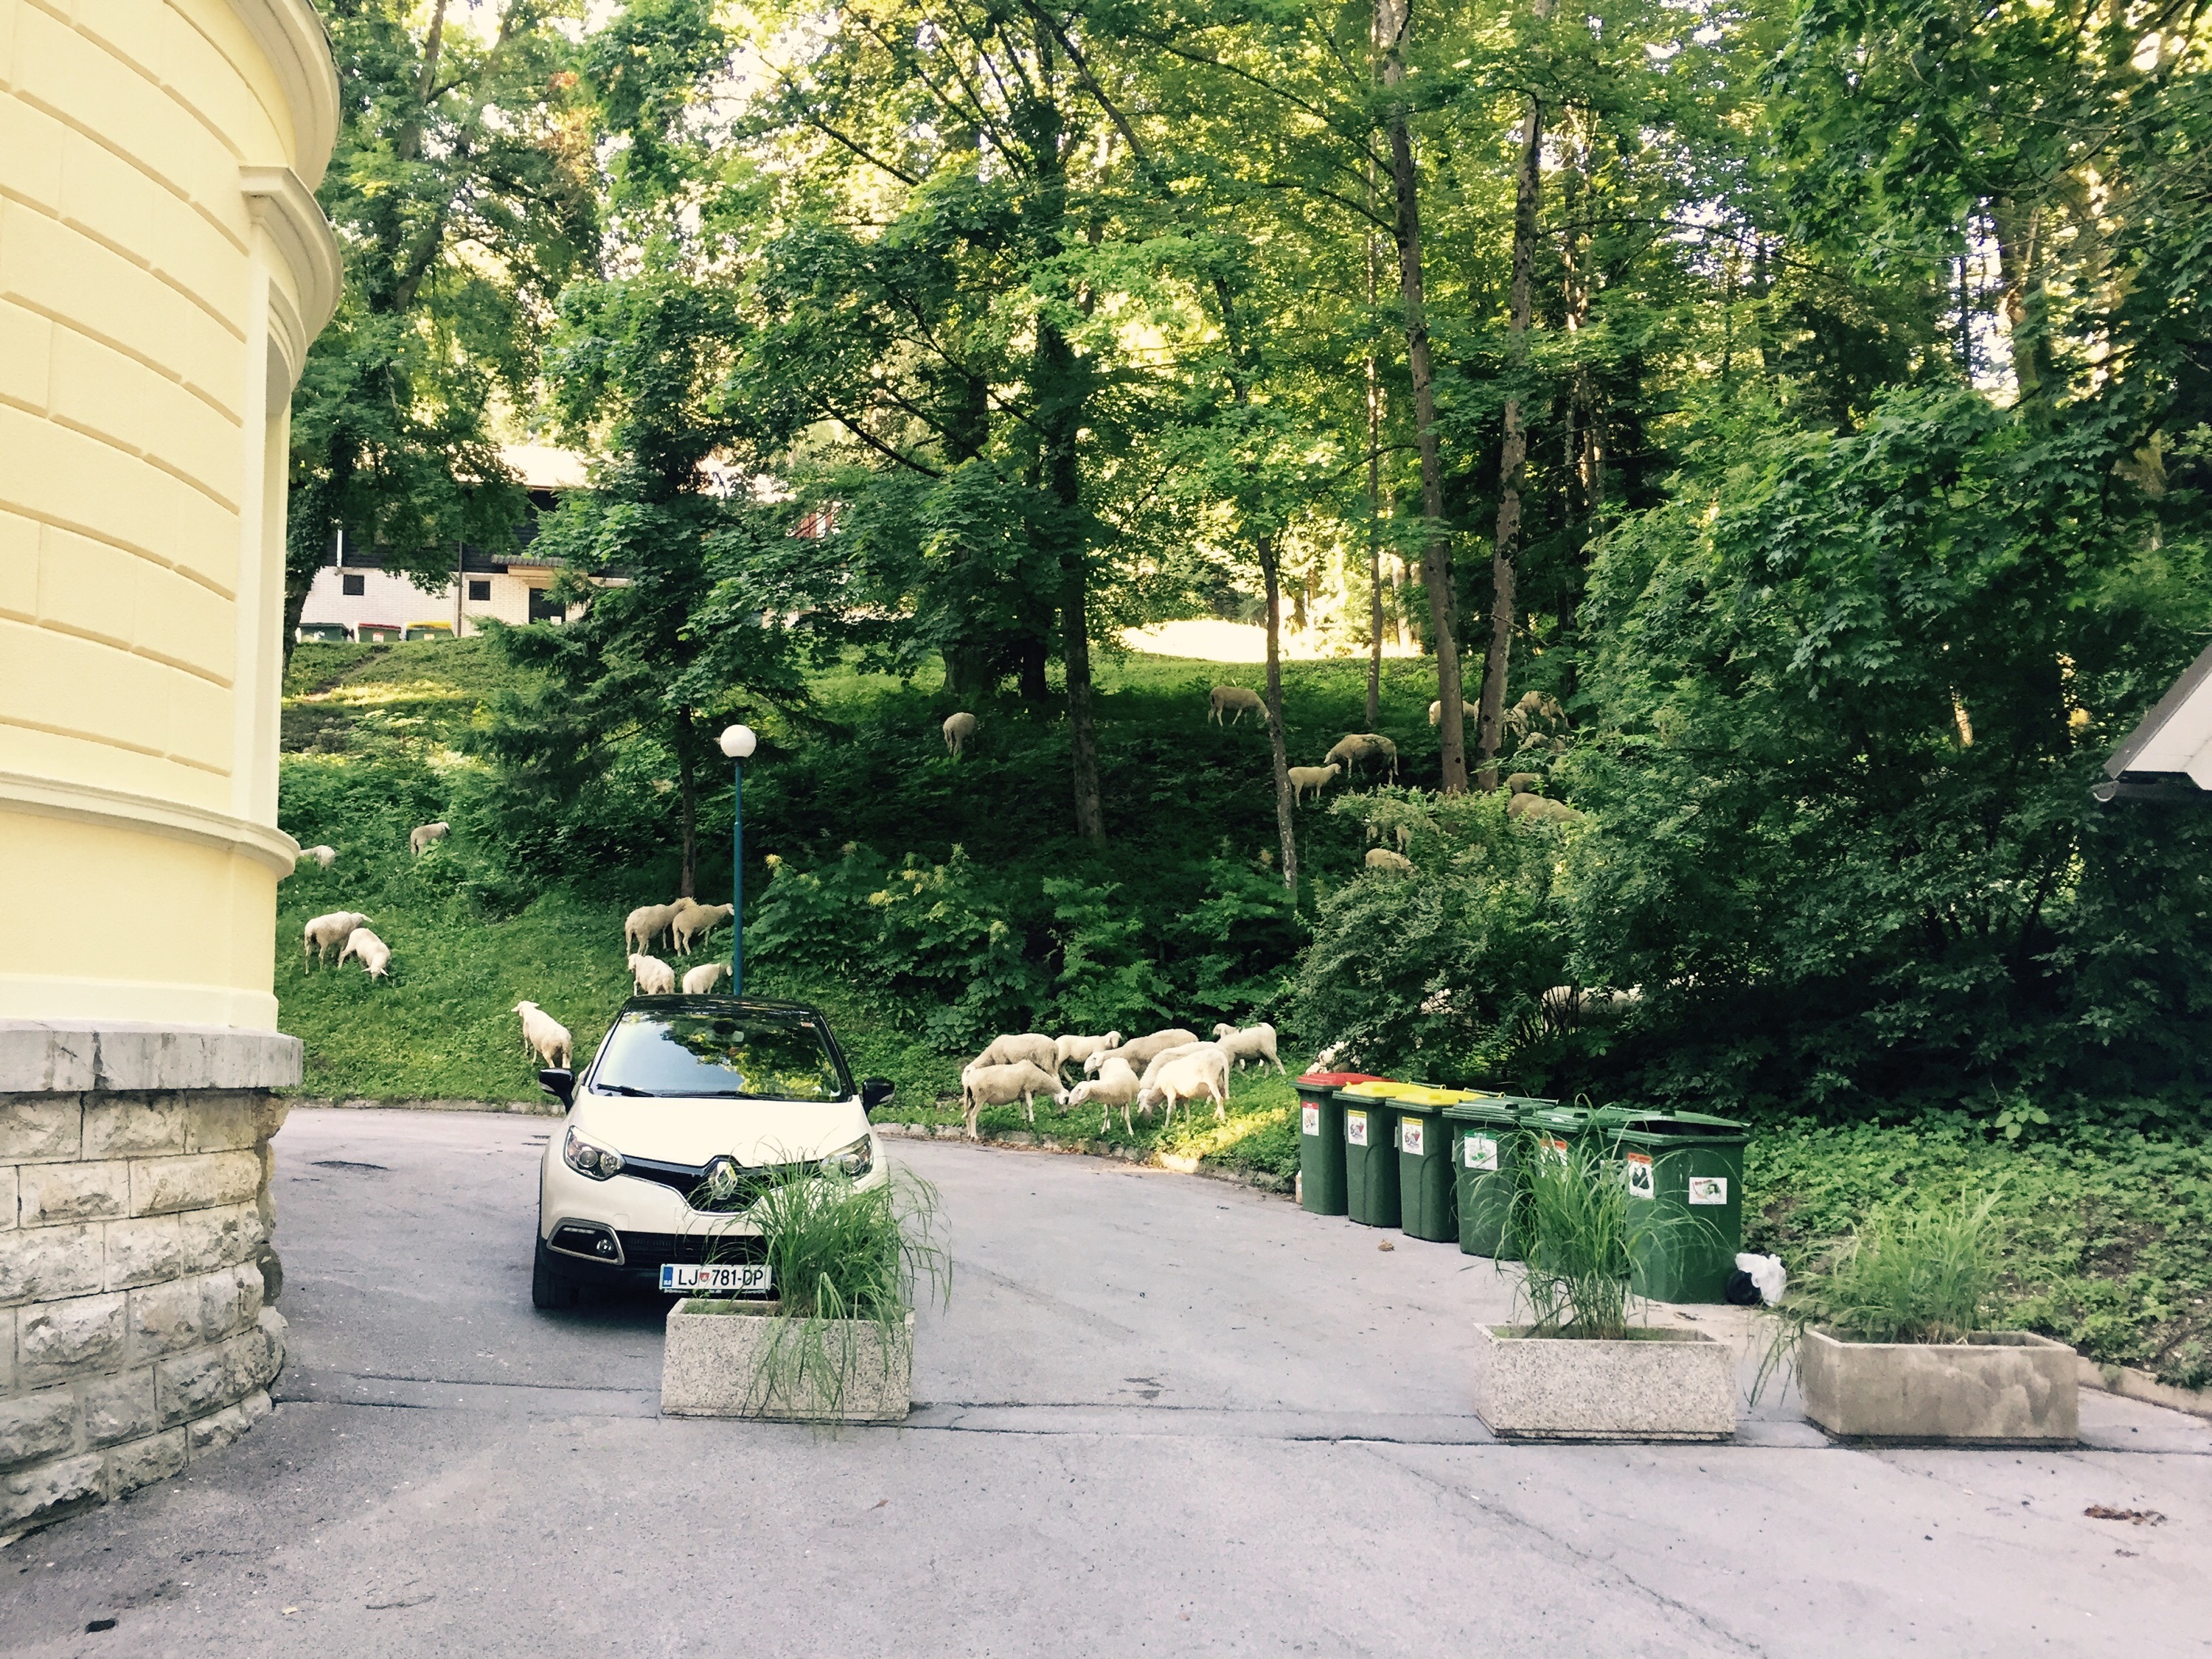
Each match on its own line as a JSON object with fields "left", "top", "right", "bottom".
{"left": 1059, "top": 1056, "right": 1144, "bottom": 1135}
{"left": 624, "top": 902, "right": 681, "bottom": 956}
{"left": 671, "top": 901, "right": 734, "bottom": 956}
{"left": 1507, "top": 793, "right": 1582, "bottom": 826}
{"left": 514, "top": 1001, "right": 571, "bottom": 1071}
{"left": 408, "top": 821, "right": 449, "bottom": 855}
{"left": 301, "top": 845, "right": 337, "bottom": 869}
{"left": 1325, "top": 733, "right": 1399, "bottom": 782}
{"left": 1365, "top": 846, "right": 1415, "bottom": 874}
{"left": 337, "top": 926, "right": 391, "bottom": 981}
{"left": 627, "top": 952, "right": 676, "bottom": 995}
{"left": 973, "top": 1033, "right": 1060, "bottom": 1076}
{"left": 959, "top": 1059, "right": 1060, "bottom": 1138}
{"left": 1085, "top": 1026, "right": 1201, "bottom": 1076}
{"left": 1208, "top": 685, "right": 1265, "bottom": 726}
{"left": 1052, "top": 1031, "right": 1123, "bottom": 1083}
{"left": 943, "top": 711, "right": 978, "bottom": 759}
{"left": 302, "top": 911, "right": 372, "bottom": 967}
{"left": 1211, "top": 1021, "right": 1284, "bottom": 1074}
{"left": 1287, "top": 762, "right": 1340, "bottom": 804}
{"left": 1136, "top": 1045, "right": 1231, "bottom": 1125}
{"left": 681, "top": 961, "right": 730, "bottom": 995}
{"left": 1504, "top": 772, "right": 1542, "bottom": 795}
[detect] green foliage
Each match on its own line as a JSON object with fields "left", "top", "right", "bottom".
{"left": 1503, "top": 1135, "right": 1652, "bottom": 1342}
{"left": 1793, "top": 1189, "right": 2008, "bottom": 1345}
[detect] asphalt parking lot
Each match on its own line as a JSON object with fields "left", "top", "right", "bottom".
{"left": 4, "top": 1107, "right": 2208, "bottom": 1657}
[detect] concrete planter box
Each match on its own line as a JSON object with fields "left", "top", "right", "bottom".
{"left": 661, "top": 1300, "right": 912, "bottom": 1423}
{"left": 1470, "top": 1324, "right": 1736, "bottom": 1441}
{"left": 1799, "top": 1326, "right": 2078, "bottom": 1444}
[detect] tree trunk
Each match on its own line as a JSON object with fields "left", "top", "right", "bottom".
{"left": 1992, "top": 196, "right": 2051, "bottom": 404}
{"left": 675, "top": 719, "right": 698, "bottom": 900}
{"left": 1259, "top": 534, "right": 1299, "bottom": 898}
{"left": 1062, "top": 556, "right": 1105, "bottom": 844}
{"left": 1379, "top": 0, "right": 1468, "bottom": 793}
{"left": 1016, "top": 632, "right": 1050, "bottom": 704}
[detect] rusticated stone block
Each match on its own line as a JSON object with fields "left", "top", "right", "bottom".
{"left": 108, "top": 1427, "right": 187, "bottom": 1495}
{"left": 0, "top": 1166, "right": 15, "bottom": 1231}
{"left": 127, "top": 1274, "right": 205, "bottom": 1360}
{"left": 0, "top": 1385, "right": 79, "bottom": 1470}
{"left": 129, "top": 1150, "right": 260, "bottom": 1217}
{"left": 155, "top": 1311, "right": 282, "bottom": 1427}
{"left": 176, "top": 1201, "right": 262, "bottom": 1270}
{"left": 82, "top": 1367, "right": 156, "bottom": 1447}
{"left": 81, "top": 1096, "right": 187, "bottom": 1158}
{"left": 0, "top": 1099, "right": 81, "bottom": 1164}
{"left": 18, "top": 1159, "right": 130, "bottom": 1225}
{"left": 184, "top": 1093, "right": 288, "bottom": 1153}
{"left": 103, "top": 1214, "right": 184, "bottom": 1290}
{"left": 0, "top": 1223, "right": 104, "bottom": 1306}
{"left": 0, "top": 1450, "right": 101, "bottom": 1530}
{"left": 184, "top": 1387, "right": 269, "bottom": 1458}
{"left": 19, "top": 1293, "right": 126, "bottom": 1383}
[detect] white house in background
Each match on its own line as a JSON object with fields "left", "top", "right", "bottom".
{"left": 2098, "top": 641, "right": 2212, "bottom": 803}
{"left": 297, "top": 445, "right": 604, "bottom": 640}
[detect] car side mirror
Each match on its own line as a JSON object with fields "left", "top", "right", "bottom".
{"left": 539, "top": 1068, "right": 574, "bottom": 1107}
{"left": 860, "top": 1077, "right": 894, "bottom": 1114}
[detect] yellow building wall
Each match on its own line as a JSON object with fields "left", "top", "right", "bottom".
{"left": 0, "top": 0, "right": 338, "bottom": 1029}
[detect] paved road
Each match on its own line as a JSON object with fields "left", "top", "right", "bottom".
{"left": 4, "top": 1108, "right": 2208, "bottom": 1657}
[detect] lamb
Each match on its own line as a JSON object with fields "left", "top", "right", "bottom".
{"left": 1136, "top": 1044, "right": 1231, "bottom": 1125}
{"left": 1208, "top": 685, "right": 1265, "bottom": 726}
{"left": 627, "top": 952, "right": 677, "bottom": 995}
{"left": 1364, "top": 846, "right": 1415, "bottom": 874}
{"left": 408, "top": 821, "right": 449, "bottom": 855}
{"left": 959, "top": 1059, "right": 1060, "bottom": 1138}
{"left": 671, "top": 901, "right": 734, "bottom": 956}
{"left": 303, "top": 911, "right": 372, "bottom": 967}
{"left": 1324, "top": 733, "right": 1399, "bottom": 782}
{"left": 681, "top": 961, "right": 730, "bottom": 995}
{"left": 1211, "top": 1021, "right": 1285, "bottom": 1074}
{"left": 1059, "top": 1056, "right": 1143, "bottom": 1135}
{"left": 973, "top": 1033, "right": 1060, "bottom": 1077}
{"left": 514, "top": 1001, "right": 571, "bottom": 1071}
{"left": 1085, "top": 1026, "right": 1202, "bottom": 1076}
{"left": 1507, "top": 793, "right": 1582, "bottom": 826}
{"left": 301, "top": 845, "right": 337, "bottom": 869}
{"left": 624, "top": 902, "right": 681, "bottom": 956}
{"left": 1287, "top": 762, "right": 1340, "bottom": 804}
{"left": 1052, "top": 1031, "right": 1122, "bottom": 1083}
{"left": 336, "top": 926, "right": 390, "bottom": 981}
{"left": 942, "top": 711, "right": 978, "bottom": 759}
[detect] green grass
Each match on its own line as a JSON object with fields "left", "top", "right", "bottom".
{"left": 1791, "top": 1189, "right": 2007, "bottom": 1344}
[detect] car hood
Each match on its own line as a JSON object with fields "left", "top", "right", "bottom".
{"left": 570, "top": 1094, "right": 871, "bottom": 1167}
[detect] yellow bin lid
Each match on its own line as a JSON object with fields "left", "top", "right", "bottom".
{"left": 1337, "top": 1082, "right": 1493, "bottom": 1110}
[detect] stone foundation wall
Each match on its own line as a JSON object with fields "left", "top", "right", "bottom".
{"left": 1, "top": 1023, "right": 299, "bottom": 1540}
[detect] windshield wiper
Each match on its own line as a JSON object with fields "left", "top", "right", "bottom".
{"left": 594, "top": 1083, "right": 659, "bottom": 1096}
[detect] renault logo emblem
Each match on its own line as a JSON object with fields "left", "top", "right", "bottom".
{"left": 705, "top": 1157, "right": 742, "bottom": 1202}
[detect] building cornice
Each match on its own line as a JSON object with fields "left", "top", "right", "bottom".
{"left": 0, "top": 771, "right": 300, "bottom": 875}
{"left": 225, "top": 0, "right": 341, "bottom": 190}
{"left": 241, "top": 166, "right": 344, "bottom": 388}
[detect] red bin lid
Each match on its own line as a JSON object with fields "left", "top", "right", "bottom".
{"left": 1294, "top": 1072, "right": 1388, "bottom": 1088}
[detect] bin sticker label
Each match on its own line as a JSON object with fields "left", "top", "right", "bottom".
{"left": 1537, "top": 1135, "right": 1571, "bottom": 1165}
{"left": 1346, "top": 1111, "right": 1368, "bottom": 1147}
{"left": 1688, "top": 1175, "right": 1728, "bottom": 1206}
{"left": 1464, "top": 1135, "right": 1498, "bottom": 1171}
{"left": 1302, "top": 1105, "right": 1321, "bottom": 1137}
{"left": 1625, "top": 1151, "right": 1654, "bottom": 1199}
{"left": 1402, "top": 1120, "right": 1424, "bottom": 1156}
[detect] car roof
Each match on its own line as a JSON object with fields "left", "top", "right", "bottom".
{"left": 616, "top": 994, "right": 828, "bottom": 1022}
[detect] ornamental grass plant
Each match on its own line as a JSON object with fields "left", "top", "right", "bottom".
{"left": 1798, "top": 1188, "right": 2007, "bottom": 1344}
{"left": 1503, "top": 1133, "right": 1672, "bottom": 1341}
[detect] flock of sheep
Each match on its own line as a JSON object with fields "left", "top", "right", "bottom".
{"left": 292, "top": 818, "right": 453, "bottom": 983}
{"left": 621, "top": 897, "right": 739, "bottom": 995}
{"left": 956, "top": 1021, "right": 1284, "bottom": 1140}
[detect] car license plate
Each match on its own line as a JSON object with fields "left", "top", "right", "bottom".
{"left": 659, "top": 1262, "right": 773, "bottom": 1295}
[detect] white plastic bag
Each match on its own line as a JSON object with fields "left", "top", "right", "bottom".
{"left": 1735, "top": 1252, "right": 1787, "bottom": 1305}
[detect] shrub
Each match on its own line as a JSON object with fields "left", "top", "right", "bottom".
{"left": 1797, "top": 1189, "right": 2007, "bottom": 1344}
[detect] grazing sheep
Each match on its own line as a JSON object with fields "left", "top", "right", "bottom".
{"left": 1136, "top": 1045, "right": 1232, "bottom": 1125}
{"left": 627, "top": 952, "right": 677, "bottom": 996}
{"left": 681, "top": 961, "right": 730, "bottom": 995}
{"left": 959, "top": 1059, "right": 1060, "bottom": 1138}
{"left": 1052, "top": 1031, "right": 1123, "bottom": 1083}
{"left": 1135, "top": 1040, "right": 1211, "bottom": 1093}
{"left": 942, "top": 711, "right": 978, "bottom": 759}
{"left": 1365, "top": 846, "right": 1415, "bottom": 874}
{"left": 1060, "top": 1056, "right": 1144, "bottom": 1135}
{"left": 408, "top": 821, "right": 449, "bottom": 855}
{"left": 1324, "top": 733, "right": 1399, "bottom": 782}
{"left": 1503, "top": 773, "right": 1542, "bottom": 795}
{"left": 624, "top": 902, "right": 681, "bottom": 956}
{"left": 973, "top": 1033, "right": 1060, "bottom": 1077}
{"left": 1427, "top": 699, "right": 1468, "bottom": 728}
{"left": 337, "top": 926, "right": 391, "bottom": 981}
{"left": 303, "top": 911, "right": 372, "bottom": 967}
{"left": 301, "top": 845, "right": 337, "bottom": 869}
{"left": 1287, "top": 762, "right": 1340, "bottom": 804}
{"left": 1208, "top": 685, "right": 1265, "bottom": 726}
{"left": 1085, "top": 1026, "right": 1202, "bottom": 1077}
{"left": 1507, "top": 793, "right": 1582, "bottom": 826}
{"left": 1540, "top": 984, "right": 1642, "bottom": 1035}
{"left": 1211, "top": 1022, "right": 1285, "bottom": 1074}
{"left": 671, "top": 901, "right": 735, "bottom": 956}
{"left": 515, "top": 1001, "right": 571, "bottom": 1071}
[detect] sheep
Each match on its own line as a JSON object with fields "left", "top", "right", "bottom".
{"left": 1211, "top": 1022, "right": 1285, "bottom": 1074}
{"left": 302, "top": 911, "right": 372, "bottom": 967}
{"left": 301, "top": 845, "right": 337, "bottom": 869}
{"left": 1324, "top": 733, "right": 1399, "bottom": 782}
{"left": 1136, "top": 1044, "right": 1231, "bottom": 1125}
{"left": 1059, "top": 1056, "right": 1143, "bottom": 1135}
{"left": 1287, "top": 763, "right": 1340, "bottom": 804}
{"left": 514, "top": 1001, "right": 571, "bottom": 1071}
{"left": 942, "top": 711, "right": 978, "bottom": 759}
{"left": 1085, "top": 1026, "right": 1202, "bottom": 1077}
{"left": 671, "top": 901, "right": 734, "bottom": 956}
{"left": 1365, "top": 846, "right": 1415, "bottom": 874}
{"left": 1540, "top": 984, "right": 1642, "bottom": 1035}
{"left": 1504, "top": 773, "right": 1542, "bottom": 795}
{"left": 337, "top": 926, "right": 391, "bottom": 981}
{"left": 408, "top": 821, "right": 449, "bottom": 855}
{"left": 1135, "top": 1040, "right": 1211, "bottom": 1093}
{"left": 1427, "top": 699, "right": 1468, "bottom": 728}
{"left": 681, "top": 961, "right": 730, "bottom": 995}
{"left": 624, "top": 902, "right": 681, "bottom": 956}
{"left": 1208, "top": 685, "right": 1265, "bottom": 726}
{"left": 959, "top": 1059, "right": 1060, "bottom": 1138}
{"left": 627, "top": 952, "right": 677, "bottom": 995}
{"left": 1508, "top": 793, "right": 1582, "bottom": 827}
{"left": 1052, "top": 1031, "right": 1123, "bottom": 1084}
{"left": 973, "top": 1033, "right": 1060, "bottom": 1077}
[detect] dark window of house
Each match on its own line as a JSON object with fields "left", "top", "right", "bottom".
{"left": 467, "top": 580, "right": 491, "bottom": 602}
{"left": 341, "top": 573, "right": 365, "bottom": 597}
{"left": 528, "top": 588, "right": 564, "bottom": 623}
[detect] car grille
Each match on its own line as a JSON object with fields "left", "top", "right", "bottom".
{"left": 620, "top": 1154, "right": 817, "bottom": 1214}
{"left": 616, "top": 1229, "right": 768, "bottom": 1269}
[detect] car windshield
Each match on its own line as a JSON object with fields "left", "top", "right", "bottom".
{"left": 590, "top": 1010, "right": 847, "bottom": 1101}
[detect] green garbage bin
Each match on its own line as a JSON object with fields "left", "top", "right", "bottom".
{"left": 1612, "top": 1113, "right": 1748, "bottom": 1304}
{"left": 1444, "top": 1096, "right": 1551, "bottom": 1259}
{"left": 1294, "top": 1072, "right": 1385, "bottom": 1216}
{"left": 1391, "top": 1086, "right": 1486, "bottom": 1243}
{"left": 1339, "top": 1081, "right": 1428, "bottom": 1228}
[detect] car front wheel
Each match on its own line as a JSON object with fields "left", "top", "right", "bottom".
{"left": 532, "top": 1237, "right": 581, "bottom": 1310}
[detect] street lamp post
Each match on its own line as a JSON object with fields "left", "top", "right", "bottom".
{"left": 717, "top": 724, "right": 757, "bottom": 999}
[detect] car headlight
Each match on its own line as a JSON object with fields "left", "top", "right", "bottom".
{"left": 563, "top": 1126, "right": 625, "bottom": 1180}
{"left": 821, "top": 1135, "right": 872, "bottom": 1180}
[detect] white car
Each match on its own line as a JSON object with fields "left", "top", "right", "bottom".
{"left": 532, "top": 994, "right": 894, "bottom": 1309}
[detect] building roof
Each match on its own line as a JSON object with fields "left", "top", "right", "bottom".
{"left": 2101, "top": 640, "right": 2212, "bottom": 801}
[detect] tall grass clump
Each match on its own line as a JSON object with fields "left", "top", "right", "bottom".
{"left": 1504, "top": 1135, "right": 1644, "bottom": 1340}
{"left": 1800, "top": 1189, "right": 2006, "bottom": 1344}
